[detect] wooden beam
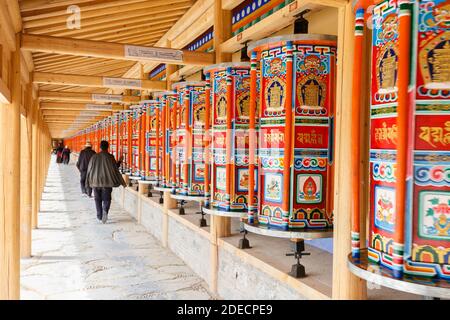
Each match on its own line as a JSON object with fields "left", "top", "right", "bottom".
{"left": 0, "top": 0, "right": 16, "bottom": 51}
{"left": 42, "top": 109, "right": 111, "bottom": 115}
{"left": 170, "top": 5, "right": 214, "bottom": 49}
{"left": 33, "top": 72, "right": 166, "bottom": 91}
{"left": 45, "top": 119, "right": 101, "bottom": 124}
{"left": 165, "top": 0, "right": 214, "bottom": 42}
{"left": 92, "top": 24, "right": 174, "bottom": 42}
{"left": 118, "top": 0, "right": 214, "bottom": 81}
{"left": 20, "top": 0, "right": 93, "bottom": 12}
{"left": 5, "top": 0, "right": 21, "bottom": 32}
{"left": 23, "top": 0, "right": 191, "bottom": 29}
{"left": 40, "top": 101, "right": 124, "bottom": 112}
{"left": 22, "top": 34, "right": 214, "bottom": 66}
{"left": 220, "top": 0, "right": 326, "bottom": 53}
{"left": 222, "top": 0, "right": 245, "bottom": 10}
{"left": 39, "top": 90, "right": 140, "bottom": 104}
{"left": 43, "top": 114, "right": 111, "bottom": 120}
{"left": 51, "top": 17, "right": 180, "bottom": 40}
{"left": 21, "top": 0, "right": 146, "bottom": 20}
{"left": 168, "top": 65, "right": 203, "bottom": 82}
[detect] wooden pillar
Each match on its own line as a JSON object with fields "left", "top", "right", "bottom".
{"left": 209, "top": 0, "right": 231, "bottom": 294}
{"left": 0, "top": 33, "right": 21, "bottom": 300}
{"left": 137, "top": 181, "right": 149, "bottom": 224}
{"left": 162, "top": 39, "right": 178, "bottom": 248}
{"left": 332, "top": 3, "right": 367, "bottom": 300}
{"left": 20, "top": 78, "right": 33, "bottom": 258}
{"left": 31, "top": 106, "right": 39, "bottom": 229}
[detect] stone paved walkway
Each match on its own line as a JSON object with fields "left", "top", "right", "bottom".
{"left": 20, "top": 156, "right": 212, "bottom": 300}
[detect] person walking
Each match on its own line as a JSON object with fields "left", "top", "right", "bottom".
{"left": 56, "top": 143, "right": 64, "bottom": 164}
{"left": 62, "top": 145, "right": 71, "bottom": 164}
{"left": 86, "top": 140, "right": 126, "bottom": 223}
{"left": 76, "top": 141, "right": 96, "bottom": 197}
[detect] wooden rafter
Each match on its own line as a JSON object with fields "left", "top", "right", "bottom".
{"left": 22, "top": 34, "right": 215, "bottom": 66}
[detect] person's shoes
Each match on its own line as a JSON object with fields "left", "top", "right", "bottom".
{"left": 102, "top": 210, "right": 108, "bottom": 224}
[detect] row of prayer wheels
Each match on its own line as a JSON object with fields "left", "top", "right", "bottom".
{"left": 67, "top": 16, "right": 449, "bottom": 284}
{"left": 69, "top": 34, "right": 337, "bottom": 233}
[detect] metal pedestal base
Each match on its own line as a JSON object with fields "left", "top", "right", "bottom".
{"left": 244, "top": 222, "right": 332, "bottom": 277}
{"left": 348, "top": 249, "right": 450, "bottom": 299}
{"left": 170, "top": 194, "right": 208, "bottom": 227}
{"left": 238, "top": 230, "right": 251, "bottom": 249}
{"left": 286, "top": 239, "right": 310, "bottom": 278}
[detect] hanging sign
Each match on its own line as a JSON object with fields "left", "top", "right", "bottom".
{"left": 103, "top": 77, "right": 142, "bottom": 89}
{"left": 92, "top": 94, "right": 123, "bottom": 102}
{"left": 124, "top": 45, "right": 183, "bottom": 62}
{"left": 86, "top": 104, "right": 113, "bottom": 110}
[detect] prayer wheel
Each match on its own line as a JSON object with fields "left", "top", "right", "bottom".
{"left": 154, "top": 91, "right": 178, "bottom": 189}
{"left": 130, "top": 105, "right": 146, "bottom": 177}
{"left": 248, "top": 34, "right": 337, "bottom": 230}
{"left": 351, "top": 0, "right": 450, "bottom": 279}
{"left": 172, "top": 81, "right": 207, "bottom": 197}
{"left": 140, "top": 100, "right": 161, "bottom": 181}
{"left": 203, "top": 62, "right": 258, "bottom": 212}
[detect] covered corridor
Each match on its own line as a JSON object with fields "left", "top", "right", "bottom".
{"left": 20, "top": 156, "right": 212, "bottom": 300}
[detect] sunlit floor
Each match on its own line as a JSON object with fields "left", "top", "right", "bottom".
{"left": 20, "top": 156, "right": 212, "bottom": 300}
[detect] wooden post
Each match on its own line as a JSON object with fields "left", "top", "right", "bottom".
{"left": 162, "top": 39, "right": 178, "bottom": 248}
{"left": 31, "top": 100, "right": 38, "bottom": 229}
{"left": 20, "top": 78, "right": 34, "bottom": 258}
{"left": 137, "top": 181, "right": 149, "bottom": 224}
{"left": 332, "top": 3, "right": 367, "bottom": 300}
{"left": 209, "top": 0, "right": 232, "bottom": 294}
{"left": 0, "top": 33, "right": 21, "bottom": 300}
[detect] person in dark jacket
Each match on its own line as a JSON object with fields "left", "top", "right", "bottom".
{"left": 56, "top": 144, "right": 64, "bottom": 163}
{"left": 86, "top": 140, "right": 126, "bottom": 223}
{"left": 76, "top": 141, "right": 96, "bottom": 197}
{"left": 62, "top": 145, "right": 71, "bottom": 164}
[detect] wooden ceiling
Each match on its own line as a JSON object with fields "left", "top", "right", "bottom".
{"left": 19, "top": 0, "right": 195, "bottom": 138}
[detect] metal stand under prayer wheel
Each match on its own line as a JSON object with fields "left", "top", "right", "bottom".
{"left": 286, "top": 239, "right": 310, "bottom": 278}
{"left": 244, "top": 34, "right": 337, "bottom": 277}
{"left": 170, "top": 81, "right": 208, "bottom": 226}
{"left": 202, "top": 62, "right": 259, "bottom": 248}
{"left": 348, "top": 0, "right": 450, "bottom": 299}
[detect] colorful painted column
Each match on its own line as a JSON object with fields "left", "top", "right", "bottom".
{"left": 248, "top": 51, "right": 259, "bottom": 223}
{"left": 171, "top": 95, "right": 180, "bottom": 193}
{"left": 130, "top": 105, "right": 143, "bottom": 177}
{"left": 350, "top": 5, "right": 369, "bottom": 259}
